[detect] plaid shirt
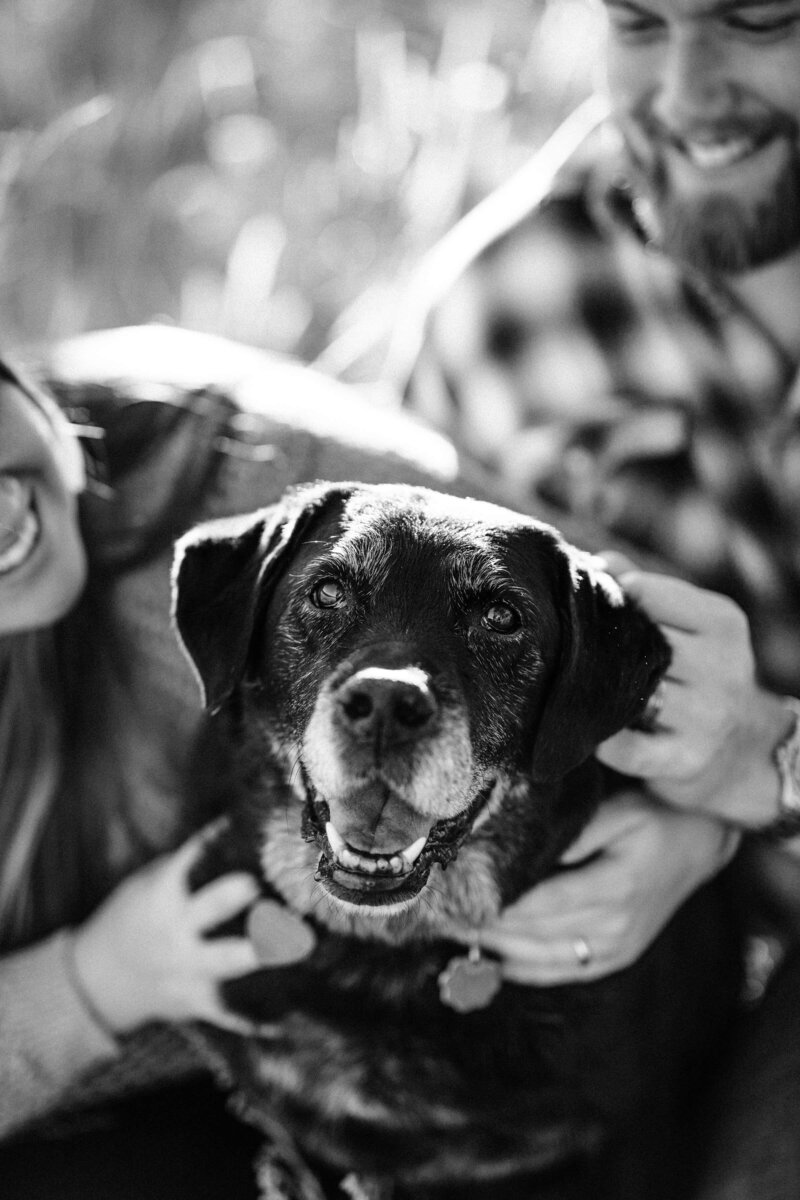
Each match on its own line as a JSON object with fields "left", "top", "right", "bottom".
{"left": 401, "top": 102, "right": 800, "bottom": 697}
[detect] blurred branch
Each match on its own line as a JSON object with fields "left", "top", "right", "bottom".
{"left": 0, "top": 0, "right": 598, "bottom": 361}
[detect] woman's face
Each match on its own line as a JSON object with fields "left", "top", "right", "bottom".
{"left": 0, "top": 384, "right": 87, "bottom": 633}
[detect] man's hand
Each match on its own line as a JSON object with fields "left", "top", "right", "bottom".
{"left": 473, "top": 793, "right": 738, "bottom": 984}
{"left": 597, "top": 559, "right": 791, "bottom": 829}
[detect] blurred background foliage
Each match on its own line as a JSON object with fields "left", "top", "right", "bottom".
{"left": 0, "top": 0, "right": 601, "bottom": 374}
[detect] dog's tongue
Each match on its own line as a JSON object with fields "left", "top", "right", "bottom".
{"left": 328, "top": 793, "right": 432, "bottom": 856}
{"left": 246, "top": 899, "right": 316, "bottom": 966}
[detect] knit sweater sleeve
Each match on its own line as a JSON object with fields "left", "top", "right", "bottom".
{"left": 0, "top": 930, "right": 118, "bottom": 1139}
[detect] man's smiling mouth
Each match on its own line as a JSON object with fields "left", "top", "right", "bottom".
{"left": 680, "top": 135, "right": 761, "bottom": 171}
{"left": 633, "top": 106, "right": 789, "bottom": 176}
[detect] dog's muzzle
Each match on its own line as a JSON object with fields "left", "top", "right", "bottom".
{"left": 301, "top": 786, "right": 493, "bottom": 907}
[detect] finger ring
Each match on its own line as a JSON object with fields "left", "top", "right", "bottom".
{"left": 573, "top": 936, "right": 592, "bottom": 967}
{"left": 638, "top": 680, "right": 666, "bottom": 732}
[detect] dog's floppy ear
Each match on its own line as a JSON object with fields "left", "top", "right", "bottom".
{"left": 172, "top": 482, "right": 353, "bottom": 712}
{"left": 531, "top": 539, "right": 670, "bottom": 782}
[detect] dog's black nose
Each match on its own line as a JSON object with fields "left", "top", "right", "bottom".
{"left": 336, "top": 667, "right": 438, "bottom": 745}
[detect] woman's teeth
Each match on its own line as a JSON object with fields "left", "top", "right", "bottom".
{"left": 0, "top": 477, "right": 39, "bottom": 574}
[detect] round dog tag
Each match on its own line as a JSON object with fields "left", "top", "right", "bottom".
{"left": 438, "top": 947, "right": 502, "bottom": 1013}
{"left": 246, "top": 899, "right": 317, "bottom": 966}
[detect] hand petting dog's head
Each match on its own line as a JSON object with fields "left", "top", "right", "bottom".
{"left": 173, "top": 483, "right": 668, "bottom": 937}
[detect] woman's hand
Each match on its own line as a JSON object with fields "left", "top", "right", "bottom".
{"left": 473, "top": 792, "right": 739, "bottom": 985}
{"left": 596, "top": 558, "right": 791, "bottom": 829}
{"left": 72, "top": 826, "right": 261, "bottom": 1035}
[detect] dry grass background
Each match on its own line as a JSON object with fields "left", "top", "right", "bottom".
{"left": 0, "top": 0, "right": 600, "bottom": 375}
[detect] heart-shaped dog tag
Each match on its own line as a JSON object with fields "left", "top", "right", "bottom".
{"left": 438, "top": 947, "right": 502, "bottom": 1013}
{"left": 246, "top": 900, "right": 317, "bottom": 966}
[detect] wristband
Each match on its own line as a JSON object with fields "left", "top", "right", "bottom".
{"left": 760, "top": 696, "right": 800, "bottom": 841}
{"left": 62, "top": 930, "right": 119, "bottom": 1043}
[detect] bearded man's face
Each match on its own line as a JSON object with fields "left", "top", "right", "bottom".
{"left": 603, "top": 0, "right": 800, "bottom": 273}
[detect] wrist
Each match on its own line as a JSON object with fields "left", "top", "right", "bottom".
{"left": 71, "top": 920, "right": 147, "bottom": 1035}
{"left": 658, "top": 691, "right": 792, "bottom": 827}
{"left": 64, "top": 929, "right": 123, "bottom": 1041}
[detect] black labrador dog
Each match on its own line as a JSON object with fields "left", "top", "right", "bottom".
{"left": 173, "top": 481, "right": 740, "bottom": 1200}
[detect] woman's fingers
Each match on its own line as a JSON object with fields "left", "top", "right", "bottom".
{"left": 200, "top": 935, "right": 260, "bottom": 980}
{"left": 168, "top": 819, "right": 230, "bottom": 876}
{"left": 186, "top": 983, "right": 262, "bottom": 1036}
{"left": 189, "top": 873, "right": 260, "bottom": 933}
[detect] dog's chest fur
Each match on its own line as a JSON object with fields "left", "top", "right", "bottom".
{"left": 191, "top": 712, "right": 611, "bottom": 1190}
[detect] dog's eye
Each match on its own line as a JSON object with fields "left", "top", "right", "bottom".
{"left": 481, "top": 602, "right": 521, "bottom": 633}
{"left": 309, "top": 578, "right": 347, "bottom": 609}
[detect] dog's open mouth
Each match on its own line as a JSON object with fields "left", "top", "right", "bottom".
{"left": 301, "top": 784, "right": 493, "bottom": 907}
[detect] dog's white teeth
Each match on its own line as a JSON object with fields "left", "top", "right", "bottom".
{"left": 328, "top": 833, "right": 367, "bottom": 872}
{"left": 325, "top": 820, "right": 425, "bottom": 876}
{"left": 325, "top": 822, "right": 347, "bottom": 855}
{"left": 326, "top": 820, "right": 352, "bottom": 859}
{"left": 400, "top": 835, "right": 428, "bottom": 868}
{"left": 348, "top": 848, "right": 371, "bottom": 871}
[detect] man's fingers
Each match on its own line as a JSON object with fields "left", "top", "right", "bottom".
{"left": 477, "top": 928, "right": 628, "bottom": 986}
{"left": 596, "top": 727, "right": 685, "bottom": 777}
{"left": 499, "top": 952, "right": 616, "bottom": 987}
{"left": 596, "top": 549, "right": 639, "bottom": 577}
{"left": 477, "top": 922, "right": 571, "bottom": 958}
{"left": 487, "top": 874, "right": 602, "bottom": 926}
{"left": 616, "top": 571, "right": 701, "bottom": 630}
{"left": 617, "top": 570, "right": 749, "bottom": 638}
{"left": 559, "top": 793, "right": 647, "bottom": 864}
{"left": 190, "top": 873, "right": 260, "bottom": 932}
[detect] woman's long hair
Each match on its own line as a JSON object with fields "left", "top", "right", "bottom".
{"left": 0, "top": 370, "right": 229, "bottom": 952}
{"left": 0, "top": 365, "right": 96, "bottom": 949}
{"left": 0, "top": 628, "right": 67, "bottom": 948}
{"left": 0, "top": 587, "right": 123, "bottom": 951}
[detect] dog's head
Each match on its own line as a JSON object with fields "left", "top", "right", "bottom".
{"left": 173, "top": 482, "right": 668, "bottom": 936}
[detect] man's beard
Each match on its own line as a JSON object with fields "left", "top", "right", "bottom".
{"left": 624, "top": 117, "right": 800, "bottom": 275}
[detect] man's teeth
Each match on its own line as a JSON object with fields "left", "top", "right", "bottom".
{"left": 683, "top": 137, "right": 755, "bottom": 170}
{"left": 325, "top": 821, "right": 427, "bottom": 876}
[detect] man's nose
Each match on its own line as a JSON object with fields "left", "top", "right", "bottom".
{"left": 651, "top": 30, "right": 733, "bottom": 130}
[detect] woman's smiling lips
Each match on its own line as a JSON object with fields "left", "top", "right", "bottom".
{"left": 0, "top": 476, "right": 41, "bottom": 574}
